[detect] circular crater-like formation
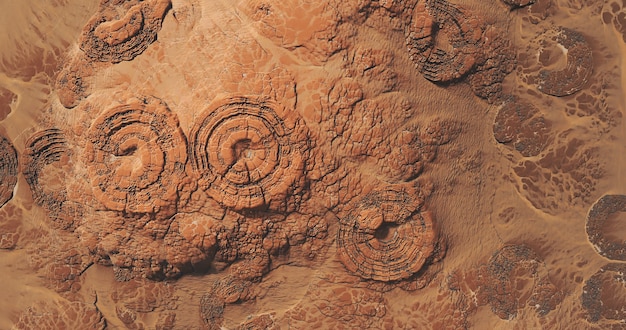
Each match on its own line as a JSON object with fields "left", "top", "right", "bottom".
{"left": 80, "top": 0, "right": 171, "bottom": 63}
{"left": 586, "top": 194, "right": 626, "bottom": 261}
{"left": 493, "top": 98, "right": 552, "bottom": 157}
{"left": 337, "top": 188, "right": 436, "bottom": 282}
{"left": 0, "top": 134, "right": 18, "bottom": 208}
{"left": 534, "top": 27, "right": 593, "bottom": 96}
{"left": 55, "top": 58, "right": 93, "bottom": 109}
{"left": 582, "top": 263, "right": 626, "bottom": 324}
{"left": 480, "top": 245, "right": 562, "bottom": 319}
{"left": 85, "top": 97, "right": 187, "bottom": 216}
{"left": 22, "top": 129, "right": 70, "bottom": 212}
{"left": 189, "top": 96, "right": 307, "bottom": 211}
{"left": 406, "top": 0, "right": 482, "bottom": 82}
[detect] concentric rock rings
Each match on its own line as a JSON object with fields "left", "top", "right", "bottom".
{"left": 0, "top": 134, "right": 18, "bottom": 208}
{"left": 22, "top": 129, "right": 69, "bottom": 210}
{"left": 337, "top": 188, "right": 436, "bottom": 281}
{"left": 85, "top": 97, "right": 187, "bottom": 215}
{"left": 535, "top": 27, "right": 593, "bottom": 96}
{"left": 406, "top": 0, "right": 482, "bottom": 82}
{"left": 189, "top": 96, "right": 306, "bottom": 211}
{"left": 80, "top": 0, "right": 171, "bottom": 63}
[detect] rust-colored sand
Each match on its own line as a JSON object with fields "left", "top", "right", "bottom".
{"left": 1, "top": 0, "right": 625, "bottom": 329}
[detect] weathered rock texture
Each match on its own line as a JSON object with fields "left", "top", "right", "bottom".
{"left": 80, "top": 0, "right": 171, "bottom": 63}
{"left": 586, "top": 194, "right": 626, "bottom": 261}
{"left": 477, "top": 245, "right": 562, "bottom": 319}
{"left": 0, "top": 134, "right": 18, "bottom": 208}
{"left": 189, "top": 96, "right": 309, "bottom": 212}
{"left": 23, "top": 129, "right": 68, "bottom": 206}
{"left": 509, "top": 131, "right": 603, "bottom": 215}
{"left": 602, "top": 1, "right": 626, "bottom": 43}
{"left": 445, "top": 244, "right": 563, "bottom": 323}
{"left": 407, "top": 1, "right": 482, "bottom": 83}
{"left": 55, "top": 57, "right": 95, "bottom": 109}
{"left": 200, "top": 276, "right": 253, "bottom": 329}
{"left": 81, "top": 210, "right": 212, "bottom": 280}
{"left": 22, "top": 129, "right": 80, "bottom": 230}
{"left": 406, "top": 0, "right": 515, "bottom": 101}
{"left": 502, "top": 0, "right": 535, "bottom": 7}
{"left": 85, "top": 96, "right": 187, "bottom": 217}
{"left": 534, "top": 27, "right": 593, "bottom": 96}
{"left": 493, "top": 98, "right": 552, "bottom": 157}
{"left": 2, "top": 0, "right": 625, "bottom": 328}
{"left": 109, "top": 278, "right": 176, "bottom": 329}
{"left": 582, "top": 263, "right": 626, "bottom": 325}
{"left": 14, "top": 299, "right": 106, "bottom": 330}
{"left": 0, "top": 204, "right": 22, "bottom": 249}
{"left": 337, "top": 186, "right": 438, "bottom": 281}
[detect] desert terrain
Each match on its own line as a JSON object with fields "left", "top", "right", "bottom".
{"left": 1, "top": 0, "right": 625, "bottom": 329}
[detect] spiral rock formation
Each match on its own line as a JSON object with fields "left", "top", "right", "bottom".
{"left": 80, "top": 0, "right": 171, "bottom": 63}
{"left": 535, "top": 27, "right": 593, "bottom": 96}
{"left": 85, "top": 96, "right": 187, "bottom": 216}
{"left": 586, "top": 194, "right": 626, "bottom": 261}
{"left": 337, "top": 188, "right": 437, "bottom": 282}
{"left": 406, "top": 0, "right": 514, "bottom": 101}
{"left": 406, "top": 0, "right": 482, "bottom": 82}
{"left": 22, "top": 129, "right": 69, "bottom": 213}
{"left": 189, "top": 96, "right": 307, "bottom": 211}
{"left": 0, "top": 134, "right": 18, "bottom": 208}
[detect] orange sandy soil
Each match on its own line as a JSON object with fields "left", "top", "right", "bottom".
{"left": 1, "top": 0, "right": 625, "bottom": 329}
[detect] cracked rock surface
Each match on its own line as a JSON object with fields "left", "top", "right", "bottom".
{"left": 1, "top": 0, "right": 625, "bottom": 328}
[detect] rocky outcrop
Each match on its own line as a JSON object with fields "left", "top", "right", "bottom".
{"left": 109, "top": 278, "right": 176, "bottom": 328}
{"left": 406, "top": 0, "right": 514, "bottom": 101}
{"left": 502, "top": 0, "right": 535, "bottom": 7}
{"left": 582, "top": 263, "right": 626, "bottom": 324}
{"left": 6, "top": 0, "right": 616, "bottom": 327}
{"left": 406, "top": 1, "right": 481, "bottom": 83}
{"left": 0, "top": 204, "right": 22, "bottom": 249}
{"left": 80, "top": 0, "right": 171, "bottom": 63}
{"left": 200, "top": 276, "right": 252, "bottom": 329}
{"left": 477, "top": 245, "right": 562, "bottom": 319}
{"left": 0, "top": 134, "right": 18, "bottom": 208}
{"left": 14, "top": 299, "right": 106, "bottom": 330}
{"left": 337, "top": 186, "right": 438, "bottom": 282}
{"left": 509, "top": 131, "right": 603, "bottom": 215}
{"left": 445, "top": 244, "right": 563, "bottom": 323}
{"left": 22, "top": 129, "right": 79, "bottom": 230}
{"left": 586, "top": 195, "right": 626, "bottom": 261}
{"left": 533, "top": 27, "right": 593, "bottom": 96}
{"left": 188, "top": 96, "right": 309, "bottom": 212}
{"left": 237, "top": 313, "right": 275, "bottom": 330}
{"left": 493, "top": 98, "right": 552, "bottom": 157}
{"left": 85, "top": 96, "right": 187, "bottom": 217}
{"left": 55, "top": 57, "right": 95, "bottom": 109}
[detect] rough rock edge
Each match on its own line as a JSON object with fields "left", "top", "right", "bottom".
{"left": 0, "top": 134, "right": 18, "bottom": 208}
